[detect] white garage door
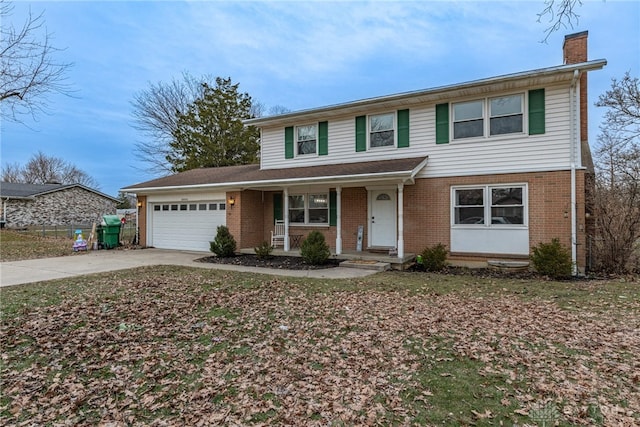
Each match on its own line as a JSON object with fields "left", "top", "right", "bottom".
{"left": 150, "top": 201, "right": 226, "bottom": 251}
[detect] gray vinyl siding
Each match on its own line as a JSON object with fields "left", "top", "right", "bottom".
{"left": 260, "top": 84, "right": 572, "bottom": 178}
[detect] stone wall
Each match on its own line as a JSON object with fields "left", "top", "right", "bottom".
{"left": 2, "top": 187, "right": 116, "bottom": 228}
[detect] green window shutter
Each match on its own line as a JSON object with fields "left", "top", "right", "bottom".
{"left": 284, "top": 126, "right": 294, "bottom": 159}
{"left": 329, "top": 190, "right": 337, "bottom": 226}
{"left": 355, "top": 115, "right": 366, "bottom": 152}
{"left": 435, "top": 103, "right": 449, "bottom": 144}
{"left": 528, "top": 89, "right": 545, "bottom": 135}
{"left": 397, "top": 109, "right": 410, "bottom": 148}
{"left": 273, "top": 193, "right": 283, "bottom": 221}
{"left": 318, "top": 121, "right": 328, "bottom": 156}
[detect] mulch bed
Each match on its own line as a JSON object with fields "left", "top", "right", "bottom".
{"left": 195, "top": 254, "right": 341, "bottom": 270}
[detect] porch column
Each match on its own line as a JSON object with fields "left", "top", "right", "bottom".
{"left": 336, "top": 186, "right": 342, "bottom": 255}
{"left": 283, "top": 187, "right": 290, "bottom": 251}
{"left": 397, "top": 183, "right": 404, "bottom": 259}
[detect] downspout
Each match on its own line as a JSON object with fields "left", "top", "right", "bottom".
{"left": 570, "top": 69, "right": 580, "bottom": 275}
{"left": 397, "top": 183, "right": 404, "bottom": 259}
{"left": 336, "top": 186, "right": 342, "bottom": 255}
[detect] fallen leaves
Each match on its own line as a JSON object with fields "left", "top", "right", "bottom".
{"left": 1, "top": 269, "right": 639, "bottom": 426}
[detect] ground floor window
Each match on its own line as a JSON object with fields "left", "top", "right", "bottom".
{"left": 289, "top": 193, "right": 329, "bottom": 224}
{"left": 453, "top": 184, "right": 526, "bottom": 226}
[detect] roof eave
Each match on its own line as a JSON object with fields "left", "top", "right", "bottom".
{"left": 244, "top": 59, "right": 607, "bottom": 127}
{"left": 122, "top": 166, "right": 428, "bottom": 195}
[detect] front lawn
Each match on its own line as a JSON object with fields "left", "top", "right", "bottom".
{"left": 1, "top": 267, "right": 638, "bottom": 426}
{"left": 0, "top": 229, "right": 79, "bottom": 262}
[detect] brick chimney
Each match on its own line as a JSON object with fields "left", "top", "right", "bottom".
{"left": 563, "top": 31, "right": 590, "bottom": 168}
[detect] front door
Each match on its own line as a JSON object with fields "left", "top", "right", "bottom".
{"left": 370, "top": 189, "right": 397, "bottom": 247}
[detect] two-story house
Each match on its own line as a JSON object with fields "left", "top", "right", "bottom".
{"left": 122, "top": 32, "right": 605, "bottom": 273}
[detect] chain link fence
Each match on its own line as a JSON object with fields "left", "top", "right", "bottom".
{"left": 16, "top": 220, "right": 137, "bottom": 246}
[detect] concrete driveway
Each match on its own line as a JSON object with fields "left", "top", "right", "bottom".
{"left": 0, "top": 248, "right": 377, "bottom": 287}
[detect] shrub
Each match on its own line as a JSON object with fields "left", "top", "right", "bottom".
{"left": 300, "top": 231, "right": 330, "bottom": 265}
{"left": 419, "top": 243, "right": 448, "bottom": 271}
{"left": 530, "top": 238, "right": 573, "bottom": 279}
{"left": 209, "top": 225, "right": 237, "bottom": 257}
{"left": 254, "top": 241, "right": 273, "bottom": 259}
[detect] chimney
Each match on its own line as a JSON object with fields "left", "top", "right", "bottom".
{"left": 563, "top": 31, "right": 591, "bottom": 169}
{"left": 563, "top": 31, "right": 588, "bottom": 65}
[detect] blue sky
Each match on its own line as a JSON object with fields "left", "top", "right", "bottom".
{"left": 2, "top": 0, "right": 639, "bottom": 197}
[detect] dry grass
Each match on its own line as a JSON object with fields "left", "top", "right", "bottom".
{"left": 0, "top": 229, "right": 83, "bottom": 262}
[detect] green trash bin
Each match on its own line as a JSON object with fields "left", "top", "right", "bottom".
{"left": 102, "top": 215, "right": 122, "bottom": 249}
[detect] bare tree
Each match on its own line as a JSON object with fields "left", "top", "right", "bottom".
{"left": 131, "top": 72, "right": 290, "bottom": 175}
{"left": 0, "top": 162, "right": 22, "bottom": 182}
{"left": 1, "top": 151, "right": 100, "bottom": 188}
{"left": 0, "top": 0, "right": 72, "bottom": 122}
{"left": 267, "top": 104, "right": 291, "bottom": 116}
{"left": 537, "top": 0, "right": 582, "bottom": 42}
{"left": 131, "top": 72, "right": 215, "bottom": 175}
{"left": 591, "top": 73, "right": 640, "bottom": 273}
{"left": 595, "top": 72, "right": 640, "bottom": 147}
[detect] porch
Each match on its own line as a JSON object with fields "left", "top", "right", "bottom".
{"left": 239, "top": 247, "right": 416, "bottom": 270}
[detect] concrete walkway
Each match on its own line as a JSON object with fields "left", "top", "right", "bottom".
{"left": 0, "top": 248, "right": 378, "bottom": 287}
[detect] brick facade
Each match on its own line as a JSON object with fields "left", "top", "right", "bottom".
{"left": 2, "top": 187, "right": 117, "bottom": 228}
{"left": 230, "top": 169, "right": 588, "bottom": 270}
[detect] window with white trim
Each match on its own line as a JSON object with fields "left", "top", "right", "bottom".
{"left": 296, "top": 124, "right": 317, "bottom": 155}
{"left": 369, "top": 113, "right": 394, "bottom": 147}
{"left": 452, "top": 94, "right": 524, "bottom": 140}
{"left": 288, "top": 193, "right": 329, "bottom": 224}
{"left": 453, "top": 100, "right": 483, "bottom": 139}
{"left": 453, "top": 185, "right": 526, "bottom": 226}
{"left": 490, "top": 95, "right": 523, "bottom": 135}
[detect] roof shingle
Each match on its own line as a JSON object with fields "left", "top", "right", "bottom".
{"left": 123, "top": 156, "right": 428, "bottom": 191}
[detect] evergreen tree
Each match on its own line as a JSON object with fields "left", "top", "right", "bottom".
{"left": 168, "top": 77, "right": 259, "bottom": 172}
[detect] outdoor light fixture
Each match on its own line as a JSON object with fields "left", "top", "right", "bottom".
{"left": 137, "top": 201, "right": 142, "bottom": 208}
{"left": 228, "top": 196, "right": 235, "bottom": 207}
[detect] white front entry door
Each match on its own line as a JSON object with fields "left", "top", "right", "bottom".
{"left": 370, "top": 189, "right": 397, "bottom": 247}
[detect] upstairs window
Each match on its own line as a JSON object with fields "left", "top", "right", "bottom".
{"left": 297, "top": 124, "right": 317, "bottom": 155}
{"left": 453, "top": 101, "right": 484, "bottom": 139}
{"left": 369, "top": 113, "right": 394, "bottom": 147}
{"left": 452, "top": 94, "right": 525, "bottom": 140}
{"left": 490, "top": 95, "right": 523, "bottom": 135}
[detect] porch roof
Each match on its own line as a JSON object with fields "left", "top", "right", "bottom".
{"left": 122, "top": 156, "right": 428, "bottom": 193}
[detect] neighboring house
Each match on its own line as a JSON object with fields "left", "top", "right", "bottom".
{"left": 0, "top": 182, "right": 118, "bottom": 228}
{"left": 122, "top": 32, "right": 604, "bottom": 273}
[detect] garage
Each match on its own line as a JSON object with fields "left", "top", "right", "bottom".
{"left": 149, "top": 200, "right": 226, "bottom": 251}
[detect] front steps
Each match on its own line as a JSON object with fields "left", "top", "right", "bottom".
{"left": 339, "top": 259, "right": 391, "bottom": 271}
